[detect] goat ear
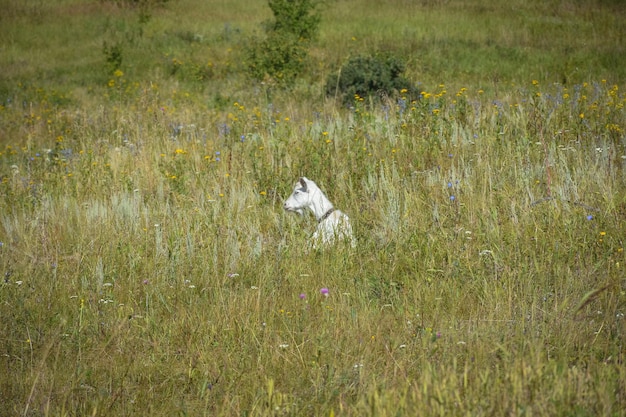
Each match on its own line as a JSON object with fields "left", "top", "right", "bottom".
{"left": 299, "top": 177, "right": 308, "bottom": 192}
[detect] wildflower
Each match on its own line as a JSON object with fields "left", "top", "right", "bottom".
{"left": 299, "top": 293, "right": 306, "bottom": 300}
{"left": 600, "top": 231, "right": 606, "bottom": 236}
{"left": 450, "top": 195, "right": 456, "bottom": 201}
{"left": 260, "top": 191, "right": 267, "bottom": 196}
{"left": 320, "top": 287, "right": 329, "bottom": 297}
{"left": 114, "top": 69, "right": 124, "bottom": 77}
{"left": 174, "top": 148, "right": 185, "bottom": 154}
{"left": 586, "top": 215, "right": 593, "bottom": 221}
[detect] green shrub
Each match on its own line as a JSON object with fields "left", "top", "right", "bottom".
{"left": 245, "top": 0, "right": 321, "bottom": 84}
{"left": 102, "top": 41, "right": 124, "bottom": 74}
{"left": 266, "top": 0, "right": 321, "bottom": 40}
{"left": 326, "top": 54, "right": 420, "bottom": 106}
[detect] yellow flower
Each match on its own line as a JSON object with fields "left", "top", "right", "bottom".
{"left": 113, "top": 69, "right": 124, "bottom": 77}
{"left": 174, "top": 148, "right": 185, "bottom": 154}
{"left": 260, "top": 191, "right": 267, "bottom": 196}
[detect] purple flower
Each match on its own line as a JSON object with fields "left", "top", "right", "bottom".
{"left": 320, "top": 287, "right": 329, "bottom": 297}
{"left": 450, "top": 195, "right": 456, "bottom": 201}
{"left": 299, "top": 293, "right": 306, "bottom": 300}
{"left": 586, "top": 215, "right": 593, "bottom": 221}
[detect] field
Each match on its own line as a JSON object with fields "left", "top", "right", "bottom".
{"left": 1, "top": 0, "right": 625, "bottom": 415}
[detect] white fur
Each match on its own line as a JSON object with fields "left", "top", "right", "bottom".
{"left": 284, "top": 177, "right": 355, "bottom": 248}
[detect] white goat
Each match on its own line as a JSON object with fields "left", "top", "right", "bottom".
{"left": 284, "top": 177, "right": 355, "bottom": 248}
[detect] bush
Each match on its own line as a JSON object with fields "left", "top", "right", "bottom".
{"left": 267, "top": 0, "right": 321, "bottom": 40}
{"left": 326, "top": 54, "right": 420, "bottom": 106}
{"left": 245, "top": 0, "right": 321, "bottom": 84}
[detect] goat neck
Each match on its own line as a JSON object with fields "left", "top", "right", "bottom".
{"left": 308, "top": 186, "right": 335, "bottom": 222}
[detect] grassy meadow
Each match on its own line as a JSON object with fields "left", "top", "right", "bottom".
{"left": 1, "top": 0, "right": 625, "bottom": 415}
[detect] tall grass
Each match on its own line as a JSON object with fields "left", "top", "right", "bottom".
{"left": 1, "top": 0, "right": 625, "bottom": 416}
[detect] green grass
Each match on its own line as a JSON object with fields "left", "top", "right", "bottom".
{"left": 1, "top": 0, "right": 625, "bottom": 415}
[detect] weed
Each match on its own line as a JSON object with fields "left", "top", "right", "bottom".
{"left": 0, "top": 1, "right": 625, "bottom": 416}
